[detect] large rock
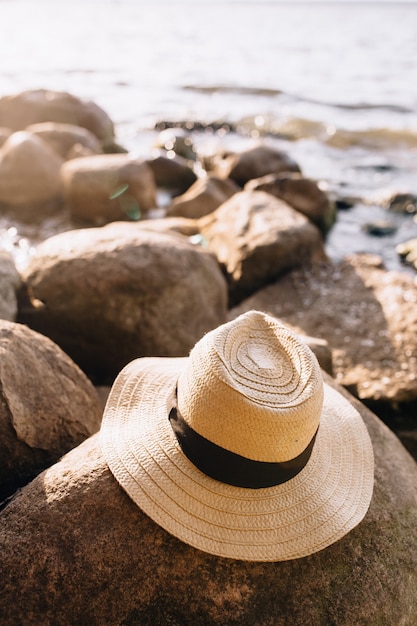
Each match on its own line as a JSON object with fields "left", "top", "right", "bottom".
{"left": 61, "top": 154, "right": 158, "bottom": 225}
{"left": 199, "top": 190, "right": 327, "bottom": 305}
{"left": 0, "top": 89, "right": 115, "bottom": 148}
{"left": 166, "top": 175, "right": 239, "bottom": 219}
{"left": 229, "top": 253, "right": 417, "bottom": 433}
{"left": 0, "top": 131, "right": 64, "bottom": 209}
{"left": 18, "top": 223, "right": 228, "bottom": 384}
{"left": 245, "top": 172, "right": 336, "bottom": 236}
{"left": 26, "top": 122, "right": 103, "bottom": 160}
{"left": 0, "top": 320, "right": 102, "bottom": 501}
{"left": 212, "top": 144, "right": 301, "bottom": 187}
{"left": 0, "top": 251, "right": 21, "bottom": 321}
{"left": 0, "top": 376, "right": 416, "bottom": 624}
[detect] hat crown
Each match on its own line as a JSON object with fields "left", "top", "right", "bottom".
{"left": 177, "top": 310, "right": 324, "bottom": 463}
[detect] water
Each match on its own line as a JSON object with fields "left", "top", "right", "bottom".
{"left": 1, "top": 0, "right": 417, "bottom": 272}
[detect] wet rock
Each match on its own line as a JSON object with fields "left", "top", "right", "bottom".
{"left": 0, "top": 251, "right": 21, "bottom": 321}
{"left": 155, "top": 127, "right": 197, "bottom": 161}
{"left": 245, "top": 172, "right": 335, "bottom": 235}
{"left": 382, "top": 191, "right": 417, "bottom": 215}
{"left": 397, "top": 238, "right": 417, "bottom": 271}
{"left": 61, "top": 154, "right": 157, "bottom": 225}
{"left": 166, "top": 175, "right": 239, "bottom": 219}
{"left": 18, "top": 223, "right": 228, "bottom": 384}
{"left": 199, "top": 190, "right": 327, "bottom": 305}
{"left": 0, "top": 320, "right": 102, "bottom": 501}
{"left": 26, "top": 122, "right": 103, "bottom": 159}
{"left": 229, "top": 253, "right": 417, "bottom": 427}
{"left": 334, "top": 197, "right": 358, "bottom": 210}
{"left": 212, "top": 143, "right": 301, "bottom": 187}
{"left": 145, "top": 153, "right": 197, "bottom": 196}
{"left": 0, "top": 376, "right": 416, "bottom": 625}
{"left": 0, "top": 88, "right": 115, "bottom": 148}
{"left": 362, "top": 220, "right": 397, "bottom": 237}
{"left": 0, "top": 131, "right": 64, "bottom": 211}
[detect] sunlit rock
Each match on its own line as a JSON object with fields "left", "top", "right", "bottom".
{"left": 0, "top": 89, "right": 115, "bottom": 148}
{"left": 212, "top": 143, "right": 301, "bottom": 187}
{"left": 0, "top": 131, "right": 64, "bottom": 209}
{"left": 229, "top": 253, "right": 417, "bottom": 443}
{"left": 18, "top": 223, "right": 228, "bottom": 384}
{"left": 199, "top": 190, "right": 326, "bottom": 305}
{"left": 132, "top": 216, "right": 200, "bottom": 238}
{"left": 0, "top": 320, "right": 102, "bottom": 501}
{"left": 0, "top": 376, "right": 416, "bottom": 624}
{"left": 26, "top": 122, "right": 103, "bottom": 160}
{"left": 61, "top": 154, "right": 157, "bottom": 225}
{"left": 166, "top": 175, "right": 239, "bottom": 219}
{"left": 245, "top": 172, "right": 336, "bottom": 236}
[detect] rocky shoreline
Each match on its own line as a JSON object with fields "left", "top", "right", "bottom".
{"left": 1, "top": 88, "right": 417, "bottom": 623}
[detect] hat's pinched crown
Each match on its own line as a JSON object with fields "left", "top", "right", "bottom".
{"left": 177, "top": 310, "right": 323, "bottom": 463}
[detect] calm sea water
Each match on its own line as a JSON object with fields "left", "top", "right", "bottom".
{"left": 1, "top": 0, "right": 417, "bottom": 271}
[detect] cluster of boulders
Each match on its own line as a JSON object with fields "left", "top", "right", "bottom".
{"left": 1, "top": 88, "right": 417, "bottom": 624}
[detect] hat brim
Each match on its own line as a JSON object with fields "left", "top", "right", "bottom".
{"left": 100, "top": 357, "right": 374, "bottom": 562}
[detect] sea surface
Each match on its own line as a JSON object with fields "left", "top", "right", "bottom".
{"left": 1, "top": 0, "right": 417, "bottom": 272}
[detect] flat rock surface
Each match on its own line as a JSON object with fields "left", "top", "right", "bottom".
{"left": 230, "top": 254, "right": 417, "bottom": 427}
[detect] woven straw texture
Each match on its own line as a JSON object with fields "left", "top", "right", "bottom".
{"left": 100, "top": 311, "right": 374, "bottom": 562}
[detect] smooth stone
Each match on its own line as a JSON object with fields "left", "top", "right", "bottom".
{"left": 199, "top": 190, "right": 327, "bottom": 305}
{"left": 61, "top": 154, "right": 158, "bottom": 225}
{"left": 212, "top": 143, "right": 301, "bottom": 187}
{"left": 0, "top": 131, "right": 64, "bottom": 209}
{"left": 0, "top": 320, "right": 102, "bottom": 501}
{"left": 0, "top": 88, "right": 115, "bottom": 148}
{"left": 18, "top": 222, "right": 228, "bottom": 384}
{"left": 166, "top": 175, "right": 239, "bottom": 219}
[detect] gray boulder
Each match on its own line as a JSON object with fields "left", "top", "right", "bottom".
{"left": 0, "top": 375, "right": 416, "bottom": 625}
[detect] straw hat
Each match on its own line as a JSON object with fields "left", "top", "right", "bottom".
{"left": 100, "top": 310, "right": 374, "bottom": 562}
